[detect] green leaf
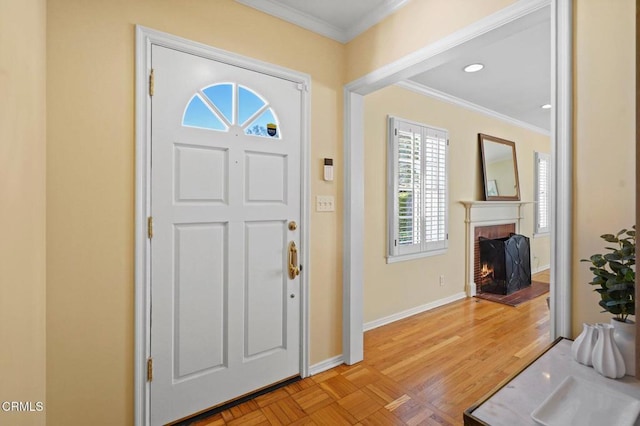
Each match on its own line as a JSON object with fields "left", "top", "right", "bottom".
{"left": 593, "top": 269, "right": 615, "bottom": 280}
{"left": 599, "top": 300, "right": 622, "bottom": 314}
{"left": 586, "top": 226, "right": 635, "bottom": 317}
{"left": 589, "top": 254, "right": 607, "bottom": 267}
{"left": 604, "top": 253, "right": 622, "bottom": 262}
{"left": 605, "top": 300, "right": 632, "bottom": 307}
{"left": 620, "top": 245, "right": 634, "bottom": 256}
{"left": 606, "top": 283, "right": 629, "bottom": 292}
{"left": 608, "top": 261, "right": 623, "bottom": 273}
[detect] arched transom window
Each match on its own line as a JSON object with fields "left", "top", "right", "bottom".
{"left": 182, "top": 83, "right": 280, "bottom": 139}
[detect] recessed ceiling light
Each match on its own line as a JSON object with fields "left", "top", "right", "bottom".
{"left": 463, "top": 63, "right": 484, "bottom": 73}
{"left": 541, "top": 104, "right": 552, "bottom": 109}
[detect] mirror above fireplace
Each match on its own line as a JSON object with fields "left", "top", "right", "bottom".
{"left": 479, "top": 133, "right": 521, "bottom": 201}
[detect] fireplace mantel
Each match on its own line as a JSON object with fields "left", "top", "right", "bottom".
{"left": 460, "top": 201, "right": 532, "bottom": 224}
{"left": 460, "top": 201, "right": 533, "bottom": 296}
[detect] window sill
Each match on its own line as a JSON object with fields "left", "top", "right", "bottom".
{"left": 387, "top": 248, "right": 447, "bottom": 264}
{"left": 533, "top": 232, "right": 550, "bottom": 239}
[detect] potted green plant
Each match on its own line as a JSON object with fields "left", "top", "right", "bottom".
{"left": 581, "top": 226, "right": 635, "bottom": 375}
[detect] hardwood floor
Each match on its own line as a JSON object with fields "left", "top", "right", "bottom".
{"left": 190, "top": 272, "right": 551, "bottom": 426}
{"left": 534, "top": 268, "right": 550, "bottom": 284}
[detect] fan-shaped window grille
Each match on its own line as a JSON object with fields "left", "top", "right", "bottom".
{"left": 182, "top": 83, "right": 280, "bottom": 139}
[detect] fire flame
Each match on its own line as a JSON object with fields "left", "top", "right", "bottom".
{"left": 480, "top": 263, "right": 493, "bottom": 278}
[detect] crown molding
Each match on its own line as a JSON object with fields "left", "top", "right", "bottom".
{"left": 396, "top": 81, "right": 550, "bottom": 136}
{"left": 235, "top": 0, "right": 410, "bottom": 43}
{"left": 346, "top": 0, "right": 550, "bottom": 94}
{"left": 345, "top": 0, "right": 411, "bottom": 42}
{"left": 235, "top": 0, "right": 345, "bottom": 42}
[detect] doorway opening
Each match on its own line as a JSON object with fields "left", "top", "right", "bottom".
{"left": 343, "top": 0, "right": 572, "bottom": 364}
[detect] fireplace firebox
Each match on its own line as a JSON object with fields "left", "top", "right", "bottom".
{"left": 478, "top": 233, "right": 531, "bottom": 295}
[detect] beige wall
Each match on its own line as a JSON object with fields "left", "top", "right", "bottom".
{"left": 346, "top": 0, "right": 517, "bottom": 81}
{"left": 41, "top": 0, "right": 634, "bottom": 423}
{"left": 46, "top": 0, "right": 344, "bottom": 424}
{"left": 572, "top": 0, "right": 635, "bottom": 335}
{"left": 0, "top": 0, "right": 47, "bottom": 425}
{"left": 363, "top": 85, "right": 550, "bottom": 323}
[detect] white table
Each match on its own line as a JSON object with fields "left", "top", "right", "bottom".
{"left": 464, "top": 338, "right": 640, "bottom": 425}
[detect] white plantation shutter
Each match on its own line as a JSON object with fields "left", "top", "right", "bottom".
{"left": 389, "top": 117, "right": 448, "bottom": 260}
{"left": 396, "top": 125, "right": 421, "bottom": 252}
{"left": 535, "top": 152, "right": 550, "bottom": 234}
{"left": 424, "top": 128, "right": 447, "bottom": 251}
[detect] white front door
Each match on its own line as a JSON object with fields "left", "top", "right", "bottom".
{"left": 150, "top": 45, "right": 303, "bottom": 425}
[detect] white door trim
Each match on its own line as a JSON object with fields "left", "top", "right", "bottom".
{"left": 343, "top": 0, "right": 572, "bottom": 364}
{"left": 134, "top": 25, "right": 311, "bottom": 426}
{"left": 549, "top": 0, "right": 573, "bottom": 339}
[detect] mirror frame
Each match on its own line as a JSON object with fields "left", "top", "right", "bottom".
{"left": 479, "top": 133, "right": 521, "bottom": 201}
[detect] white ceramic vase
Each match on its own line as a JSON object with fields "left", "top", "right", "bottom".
{"left": 571, "top": 323, "right": 598, "bottom": 366}
{"left": 592, "top": 323, "right": 625, "bottom": 379}
{"left": 611, "top": 318, "right": 636, "bottom": 376}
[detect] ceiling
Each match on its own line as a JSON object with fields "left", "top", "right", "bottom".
{"left": 235, "top": 1, "right": 551, "bottom": 133}
{"left": 235, "top": 0, "right": 410, "bottom": 43}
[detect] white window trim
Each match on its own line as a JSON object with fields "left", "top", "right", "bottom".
{"left": 386, "top": 248, "right": 448, "bottom": 264}
{"left": 534, "top": 151, "right": 550, "bottom": 236}
{"left": 387, "top": 116, "right": 449, "bottom": 263}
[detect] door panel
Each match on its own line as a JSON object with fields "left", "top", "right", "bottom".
{"left": 245, "top": 152, "right": 287, "bottom": 203}
{"left": 174, "top": 223, "right": 226, "bottom": 377}
{"left": 175, "top": 144, "right": 228, "bottom": 203}
{"left": 245, "top": 220, "right": 286, "bottom": 358}
{"left": 150, "top": 45, "right": 302, "bottom": 425}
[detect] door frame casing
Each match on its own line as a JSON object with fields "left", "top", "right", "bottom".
{"left": 134, "top": 25, "right": 311, "bottom": 426}
{"left": 343, "top": 0, "right": 572, "bottom": 363}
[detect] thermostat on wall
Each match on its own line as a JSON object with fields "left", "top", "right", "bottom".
{"left": 324, "top": 158, "right": 333, "bottom": 181}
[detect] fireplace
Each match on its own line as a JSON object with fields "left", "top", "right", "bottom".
{"left": 478, "top": 233, "right": 531, "bottom": 295}
{"left": 474, "top": 223, "right": 515, "bottom": 293}
{"left": 460, "top": 201, "right": 532, "bottom": 296}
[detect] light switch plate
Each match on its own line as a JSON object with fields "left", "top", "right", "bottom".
{"left": 316, "top": 195, "right": 335, "bottom": 212}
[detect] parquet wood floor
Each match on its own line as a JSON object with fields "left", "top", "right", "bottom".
{"left": 190, "top": 271, "right": 551, "bottom": 426}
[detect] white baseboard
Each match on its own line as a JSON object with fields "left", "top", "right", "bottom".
{"left": 467, "top": 282, "right": 477, "bottom": 297}
{"left": 363, "top": 292, "right": 467, "bottom": 332}
{"left": 308, "top": 354, "right": 344, "bottom": 376}
{"left": 533, "top": 264, "right": 550, "bottom": 274}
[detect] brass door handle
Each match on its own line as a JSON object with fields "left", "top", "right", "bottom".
{"left": 288, "top": 241, "right": 300, "bottom": 279}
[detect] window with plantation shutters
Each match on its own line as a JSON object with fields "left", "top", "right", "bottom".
{"left": 388, "top": 117, "right": 448, "bottom": 262}
{"left": 535, "top": 152, "right": 550, "bottom": 235}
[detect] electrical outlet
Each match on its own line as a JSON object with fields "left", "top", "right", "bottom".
{"left": 316, "top": 195, "right": 335, "bottom": 212}
{"left": 439, "top": 275, "right": 445, "bottom": 286}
